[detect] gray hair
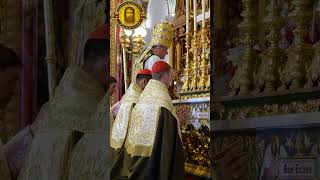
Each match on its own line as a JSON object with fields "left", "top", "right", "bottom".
{"left": 152, "top": 69, "right": 170, "bottom": 80}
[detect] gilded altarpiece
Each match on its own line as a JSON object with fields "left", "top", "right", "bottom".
{"left": 170, "top": 0, "right": 211, "bottom": 178}
{"left": 213, "top": 0, "right": 320, "bottom": 179}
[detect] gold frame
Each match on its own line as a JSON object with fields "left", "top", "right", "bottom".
{"left": 110, "top": 0, "right": 118, "bottom": 105}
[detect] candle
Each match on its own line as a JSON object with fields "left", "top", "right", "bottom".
{"left": 193, "top": 0, "right": 197, "bottom": 33}
{"left": 202, "top": 0, "right": 205, "bottom": 28}
{"left": 186, "top": 0, "right": 189, "bottom": 33}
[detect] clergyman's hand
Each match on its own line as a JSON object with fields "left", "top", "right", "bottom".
{"left": 171, "top": 69, "right": 179, "bottom": 78}
{"left": 212, "top": 142, "right": 249, "bottom": 180}
{"left": 176, "top": 106, "right": 188, "bottom": 126}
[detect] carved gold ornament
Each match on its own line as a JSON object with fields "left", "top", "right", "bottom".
{"left": 214, "top": 99, "right": 320, "bottom": 121}
{"left": 150, "top": 22, "right": 175, "bottom": 48}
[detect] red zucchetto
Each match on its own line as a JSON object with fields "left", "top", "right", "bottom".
{"left": 137, "top": 69, "right": 152, "bottom": 75}
{"left": 151, "top": 61, "right": 171, "bottom": 74}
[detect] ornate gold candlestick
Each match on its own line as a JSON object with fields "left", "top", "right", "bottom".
{"left": 182, "top": 0, "right": 191, "bottom": 92}
{"left": 230, "top": 0, "right": 258, "bottom": 95}
{"left": 176, "top": 32, "right": 182, "bottom": 72}
{"left": 206, "top": 22, "right": 210, "bottom": 89}
{"left": 190, "top": 0, "right": 198, "bottom": 91}
{"left": 280, "top": 0, "right": 313, "bottom": 90}
{"left": 198, "top": 28, "right": 209, "bottom": 90}
{"left": 190, "top": 32, "right": 199, "bottom": 91}
{"left": 182, "top": 33, "right": 192, "bottom": 91}
{"left": 255, "top": 0, "right": 285, "bottom": 92}
{"left": 306, "top": 41, "right": 320, "bottom": 87}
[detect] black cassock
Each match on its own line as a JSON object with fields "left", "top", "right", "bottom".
{"left": 110, "top": 107, "right": 185, "bottom": 180}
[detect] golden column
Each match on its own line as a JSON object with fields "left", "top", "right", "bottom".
{"left": 230, "top": 0, "right": 258, "bottom": 95}
{"left": 280, "top": 0, "right": 313, "bottom": 90}
{"left": 255, "top": 0, "right": 285, "bottom": 92}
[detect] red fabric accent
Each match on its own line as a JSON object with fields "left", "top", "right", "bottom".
{"left": 137, "top": 69, "right": 152, "bottom": 75}
{"left": 88, "top": 24, "right": 110, "bottom": 40}
{"left": 151, "top": 60, "right": 170, "bottom": 74}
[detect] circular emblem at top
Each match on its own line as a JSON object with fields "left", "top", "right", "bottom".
{"left": 115, "top": 1, "right": 146, "bottom": 29}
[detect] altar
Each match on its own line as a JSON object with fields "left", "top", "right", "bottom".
{"left": 110, "top": 0, "right": 211, "bottom": 178}
{"left": 173, "top": 97, "right": 210, "bottom": 178}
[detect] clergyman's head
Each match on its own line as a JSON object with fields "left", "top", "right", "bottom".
{"left": 0, "top": 44, "right": 21, "bottom": 104}
{"left": 124, "top": 7, "right": 135, "bottom": 23}
{"left": 83, "top": 38, "right": 109, "bottom": 90}
{"left": 152, "top": 45, "right": 168, "bottom": 59}
{"left": 151, "top": 61, "right": 172, "bottom": 87}
{"left": 83, "top": 24, "right": 110, "bottom": 91}
{"left": 136, "top": 69, "right": 152, "bottom": 90}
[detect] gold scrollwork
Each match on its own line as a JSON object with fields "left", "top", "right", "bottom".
{"left": 214, "top": 99, "right": 320, "bottom": 120}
